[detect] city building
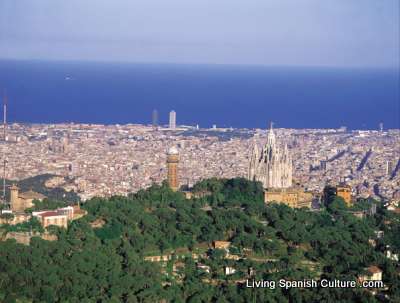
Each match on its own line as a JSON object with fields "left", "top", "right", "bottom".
{"left": 10, "top": 184, "right": 46, "bottom": 213}
{"left": 248, "top": 124, "right": 292, "bottom": 189}
{"left": 169, "top": 110, "right": 176, "bottom": 130}
{"left": 167, "top": 146, "right": 179, "bottom": 191}
{"left": 49, "top": 136, "right": 69, "bottom": 153}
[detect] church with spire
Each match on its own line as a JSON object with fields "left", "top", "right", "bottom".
{"left": 248, "top": 123, "right": 292, "bottom": 189}
{"left": 248, "top": 123, "right": 312, "bottom": 208}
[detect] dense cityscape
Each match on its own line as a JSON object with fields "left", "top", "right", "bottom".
{"left": 1, "top": 117, "right": 399, "bottom": 203}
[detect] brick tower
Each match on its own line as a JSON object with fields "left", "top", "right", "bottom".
{"left": 167, "top": 146, "right": 179, "bottom": 191}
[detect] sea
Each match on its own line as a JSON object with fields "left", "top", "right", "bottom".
{"left": 0, "top": 60, "right": 398, "bottom": 130}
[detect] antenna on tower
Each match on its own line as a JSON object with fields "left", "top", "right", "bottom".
{"left": 270, "top": 121, "right": 274, "bottom": 130}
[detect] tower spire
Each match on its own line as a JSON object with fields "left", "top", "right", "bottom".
{"left": 267, "top": 121, "right": 276, "bottom": 146}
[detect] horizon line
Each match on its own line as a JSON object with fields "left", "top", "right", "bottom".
{"left": 4, "top": 121, "right": 399, "bottom": 132}
{"left": 0, "top": 57, "right": 399, "bottom": 71}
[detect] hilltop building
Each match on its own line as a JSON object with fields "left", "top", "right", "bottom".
{"left": 322, "top": 183, "right": 353, "bottom": 207}
{"left": 336, "top": 184, "right": 353, "bottom": 206}
{"left": 264, "top": 188, "right": 313, "bottom": 208}
{"left": 249, "top": 124, "right": 313, "bottom": 208}
{"left": 10, "top": 184, "right": 46, "bottom": 212}
{"left": 32, "top": 205, "right": 86, "bottom": 229}
{"left": 33, "top": 210, "right": 68, "bottom": 228}
{"left": 248, "top": 124, "right": 292, "bottom": 188}
{"left": 0, "top": 210, "right": 30, "bottom": 225}
{"left": 167, "top": 146, "right": 179, "bottom": 191}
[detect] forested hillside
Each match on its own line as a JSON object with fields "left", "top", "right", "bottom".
{"left": 0, "top": 178, "right": 398, "bottom": 302}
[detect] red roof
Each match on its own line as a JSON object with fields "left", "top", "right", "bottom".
{"left": 39, "top": 211, "right": 63, "bottom": 218}
{"left": 367, "top": 266, "right": 382, "bottom": 274}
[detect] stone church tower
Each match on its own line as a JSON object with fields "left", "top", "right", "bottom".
{"left": 248, "top": 124, "right": 292, "bottom": 189}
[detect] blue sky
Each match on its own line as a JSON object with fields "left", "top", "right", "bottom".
{"left": 0, "top": 0, "right": 399, "bottom": 67}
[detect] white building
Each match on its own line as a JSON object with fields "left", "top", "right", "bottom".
{"left": 169, "top": 110, "right": 176, "bottom": 130}
{"left": 32, "top": 210, "right": 68, "bottom": 228}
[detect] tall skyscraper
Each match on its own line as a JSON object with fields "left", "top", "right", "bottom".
{"left": 379, "top": 122, "right": 384, "bottom": 133}
{"left": 169, "top": 110, "right": 176, "bottom": 130}
{"left": 248, "top": 123, "right": 292, "bottom": 189}
{"left": 166, "top": 146, "right": 179, "bottom": 191}
{"left": 152, "top": 109, "right": 158, "bottom": 129}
